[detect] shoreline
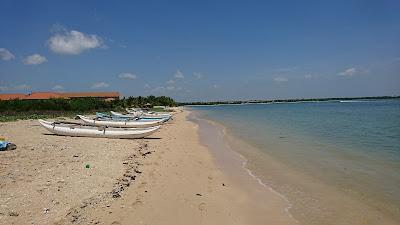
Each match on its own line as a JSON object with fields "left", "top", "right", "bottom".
{"left": 187, "top": 111, "right": 296, "bottom": 220}
{"left": 0, "top": 108, "right": 296, "bottom": 225}
{"left": 189, "top": 107, "right": 400, "bottom": 225}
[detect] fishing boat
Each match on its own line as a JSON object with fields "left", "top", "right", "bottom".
{"left": 110, "top": 111, "right": 137, "bottom": 119}
{"left": 95, "top": 112, "right": 135, "bottom": 121}
{"left": 38, "top": 120, "right": 160, "bottom": 139}
{"left": 96, "top": 112, "right": 114, "bottom": 119}
{"left": 142, "top": 112, "right": 172, "bottom": 119}
{"left": 110, "top": 111, "right": 171, "bottom": 121}
{"left": 124, "top": 108, "right": 143, "bottom": 117}
{"left": 77, "top": 115, "right": 165, "bottom": 128}
{"left": 125, "top": 108, "right": 172, "bottom": 118}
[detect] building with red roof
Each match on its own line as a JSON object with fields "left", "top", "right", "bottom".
{"left": 0, "top": 93, "right": 27, "bottom": 101}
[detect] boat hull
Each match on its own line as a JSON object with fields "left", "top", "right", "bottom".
{"left": 125, "top": 108, "right": 172, "bottom": 118}
{"left": 110, "top": 111, "right": 171, "bottom": 122}
{"left": 78, "top": 115, "right": 165, "bottom": 128}
{"left": 38, "top": 120, "right": 159, "bottom": 139}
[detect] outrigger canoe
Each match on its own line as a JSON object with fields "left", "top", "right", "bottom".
{"left": 78, "top": 115, "right": 165, "bottom": 128}
{"left": 110, "top": 111, "right": 137, "bottom": 119}
{"left": 110, "top": 111, "right": 171, "bottom": 121}
{"left": 125, "top": 108, "right": 172, "bottom": 118}
{"left": 38, "top": 120, "right": 160, "bottom": 139}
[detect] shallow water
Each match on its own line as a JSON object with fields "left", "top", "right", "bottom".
{"left": 189, "top": 100, "right": 400, "bottom": 225}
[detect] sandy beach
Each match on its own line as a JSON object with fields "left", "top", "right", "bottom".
{"left": 2, "top": 1, "right": 399, "bottom": 224}
{"left": 0, "top": 108, "right": 295, "bottom": 225}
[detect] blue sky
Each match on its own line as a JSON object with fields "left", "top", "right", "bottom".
{"left": 0, "top": 0, "right": 399, "bottom": 101}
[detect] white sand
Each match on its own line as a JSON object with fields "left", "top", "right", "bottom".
{"left": 0, "top": 109, "right": 295, "bottom": 225}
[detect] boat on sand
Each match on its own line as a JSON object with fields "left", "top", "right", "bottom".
{"left": 125, "top": 108, "right": 172, "bottom": 118}
{"left": 38, "top": 119, "right": 160, "bottom": 139}
{"left": 110, "top": 111, "right": 171, "bottom": 121}
{"left": 77, "top": 115, "right": 165, "bottom": 128}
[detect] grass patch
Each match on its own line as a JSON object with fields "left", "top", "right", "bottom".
{"left": 0, "top": 111, "right": 85, "bottom": 122}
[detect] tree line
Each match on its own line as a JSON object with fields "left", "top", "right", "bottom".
{"left": 0, "top": 96, "right": 176, "bottom": 113}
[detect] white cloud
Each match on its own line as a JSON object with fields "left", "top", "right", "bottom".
{"left": 52, "top": 85, "right": 64, "bottom": 91}
{"left": 166, "top": 79, "right": 175, "bottom": 84}
{"left": 338, "top": 67, "right": 356, "bottom": 76}
{"left": 0, "top": 48, "right": 15, "bottom": 61}
{"left": 144, "top": 84, "right": 151, "bottom": 89}
{"left": 273, "top": 77, "right": 289, "bottom": 82}
{"left": 166, "top": 86, "right": 175, "bottom": 91}
{"left": 118, "top": 73, "right": 137, "bottom": 79}
{"left": 212, "top": 84, "right": 220, "bottom": 89}
{"left": 91, "top": 82, "right": 109, "bottom": 89}
{"left": 150, "top": 86, "right": 166, "bottom": 93}
{"left": 23, "top": 54, "right": 47, "bottom": 65}
{"left": 48, "top": 29, "right": 103, "bottom": 55}
{"left": 0, "top": 84, "right": 31, "bottom": 91}
{"left": 174, "top": 70, "right": 184, "bottom": 79}
{"left": 193, "top": 72, "right": 203, "bottom": 79}
{"left": 304, "top": 74, "right": 313, "bottom": 79}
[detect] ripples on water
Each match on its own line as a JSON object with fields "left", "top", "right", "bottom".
{"left": 190, "top": 99, "right": 400, "bottom": 224}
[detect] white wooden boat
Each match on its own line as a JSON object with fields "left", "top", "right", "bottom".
{"left": 125, "top": 108, "right": 172, "bottom": 118}
{"left": 77, "top": 115, "right": 165, "bottom": 128}
{"left": 142, "top": 112, "right": 172, "bottom": 119}
{"left": 38, "top": 120, "right": 160, "bottom": 139}
{"left": 124, "top": 108, "right": 142, "bottom": 117}
{"left": 110, "top": 111, "right": 137, "bottom": 118}
{"left": 110, "top": 111, "right": 171, "bottom": 121}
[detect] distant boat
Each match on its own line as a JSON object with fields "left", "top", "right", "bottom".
{"left": 110, "top": 111, "right": 137, "bottom": 118}
{"left": 110, "top": 111, "right": 170, "bottom": 121}
{"left": 125, "top": 108, "right": 172, "bottom": 118}
{"left": 38, "top": 120, "right": 160, "bottom": 139}
{"left": 77, "top": 115, "right": 165, "bottom": 128}
{"left": 96, "top": 112, "right": 133, "bottom": 121}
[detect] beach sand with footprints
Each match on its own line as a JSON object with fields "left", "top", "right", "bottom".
{"left": 0, "top": 108, "right": 295, "bottom": 225}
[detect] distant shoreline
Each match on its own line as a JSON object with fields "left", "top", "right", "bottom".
{"left": 180, "top": 95, "right": 400, "bottom": 106}
{"left": 189, "top": 102, "right": 400, "bottom": 224}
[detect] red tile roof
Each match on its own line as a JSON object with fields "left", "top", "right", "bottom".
{"left": 0, "top": 93, "right": 26, "bottom": 100}
{"left": 24, "top": 92, "right": 65, "bottom": 100}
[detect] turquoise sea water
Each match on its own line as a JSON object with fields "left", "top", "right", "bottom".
{"left": 190, "top": 99, "right": 400, "bottom": 224}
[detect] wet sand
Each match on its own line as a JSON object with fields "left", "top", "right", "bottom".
{"left": 0, "top": 109, "right": 295, "bottom": 225}
{"left": 190, "top": 111, "right": 400, "bottom": 225}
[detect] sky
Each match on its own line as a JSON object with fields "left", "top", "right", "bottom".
{"left": 0, "top": 0, "right": 399, "bottom": 102}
